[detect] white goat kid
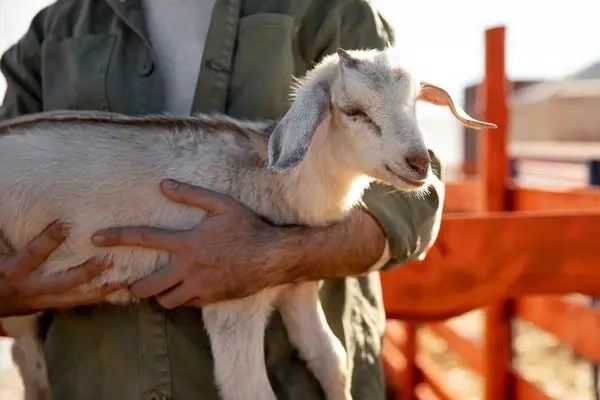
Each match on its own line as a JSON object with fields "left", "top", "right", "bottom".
{"left": 0, "top": 48, "right": 495, "bottom": 400}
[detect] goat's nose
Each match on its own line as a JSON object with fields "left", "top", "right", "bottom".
{"left": 405, "top": 151, "right": 431, "bottom": 178}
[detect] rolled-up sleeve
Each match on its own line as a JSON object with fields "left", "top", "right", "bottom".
{"left": 359, "top": 150, "right": 445, "bottom": 270}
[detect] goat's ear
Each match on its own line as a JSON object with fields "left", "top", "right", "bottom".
{"left": 418, "top": 82, "right": 498, "bottom": 129}
{"left": 267, "top": 80, "right": 331, "bottom": 172}
{"left": 337, "top": 48, "right": 360, "bottom": 70}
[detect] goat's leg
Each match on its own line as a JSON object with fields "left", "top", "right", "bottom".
{"left": 1, "top": 314, "right": 51, "bottom": 400}
{"left": 202, "top": 287, "right": 280, "bottom": 400}
{"left": 278, "top": 282, "right": 351, "bottom": 400}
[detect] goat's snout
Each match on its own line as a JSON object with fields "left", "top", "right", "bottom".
{"left": 405, "top": 151, "right": 431, "bottom": 179}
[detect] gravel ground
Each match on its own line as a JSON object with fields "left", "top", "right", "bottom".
{"left": 418, "top": 309, "right": 595, "bottom": 400}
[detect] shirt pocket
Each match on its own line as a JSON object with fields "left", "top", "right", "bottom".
{"left": 227, "top": 13, "right": 296, "bottom": 120}
{"left": 41, "top": 34, "right": 117, "bottom": 111}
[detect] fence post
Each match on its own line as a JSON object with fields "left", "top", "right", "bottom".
{"left": 587, "top": 160, "right": 600, "bottom": 400}
{"left": 479, "top": 26, "right": 515, "bottom": 400}
{"left": 398, "top": 322, "right": 419, "bottom": 400}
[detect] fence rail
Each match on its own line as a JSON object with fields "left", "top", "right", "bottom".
{"left": 381, "top": 25, "right": 600, "bottom": 400}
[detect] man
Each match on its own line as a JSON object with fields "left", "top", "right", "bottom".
{"left": 0, "top": 0, "right": 444, "bottom": 399}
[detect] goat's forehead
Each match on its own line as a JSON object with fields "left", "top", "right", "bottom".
{"left": 346, "top": 50, "right": 417, "bottom": 93}
{"left": 345, "top": 66, "right": 417, "bottom": 105}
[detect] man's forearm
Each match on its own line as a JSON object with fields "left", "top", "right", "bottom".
{"left": 262, "top": 208, "right": 388, "bottom": 288}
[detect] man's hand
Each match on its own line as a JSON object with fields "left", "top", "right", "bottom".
{"left": 92, "top": 179, "right": 288, "bottom": 309}
{"left": 0, "top": 221, "right": 122, "bottom": 317}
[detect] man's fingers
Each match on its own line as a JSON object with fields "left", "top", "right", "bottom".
{"left": 36, "top": 282, "right": 127, "bottom": 310}
{"left": 156, "top": 281, "right": 194, "bottom": 309}
{"left": 30, "top": 257, "right": 112, "bottom": 295}
{"left": 92, "top": 225, "right": 181, "bottom": 251}
{"left": 8, "top": 221, "right": 69, "bottom": 275}
{"left": 128, "top": 262, "right": 184, "bottom": 299}
{"left": 160, "top": 179, "right": 234, "bottom": 214}
{"left": 184, "top": 297, "right": 208, "bottom": 308}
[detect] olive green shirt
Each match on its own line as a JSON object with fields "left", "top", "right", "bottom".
{"left": 0, "top": 0, "right": 444, "bottom": 399}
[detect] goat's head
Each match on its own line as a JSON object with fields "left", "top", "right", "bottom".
{"left": 267, "top": 47, "right": 496, "bottom": 191}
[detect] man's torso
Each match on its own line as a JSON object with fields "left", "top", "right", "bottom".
{"left": 31, "top": 1, "right": 390, "bottom": 399}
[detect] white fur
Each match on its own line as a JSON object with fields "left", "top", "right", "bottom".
{"left": 0, "top": 48, "right": 490, "bottom": 400}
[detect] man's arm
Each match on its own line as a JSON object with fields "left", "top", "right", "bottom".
{"left": 91, "top": 1, "right": 445, "bottom": 306}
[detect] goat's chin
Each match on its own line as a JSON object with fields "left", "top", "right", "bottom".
{"left": 370, "top": 169, "right": 431, "bottom": 194}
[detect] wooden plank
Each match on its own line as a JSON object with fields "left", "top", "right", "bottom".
{"left": 383, "top": 321, "right": 422, "bottom": 400}
{"left": 479, "top": 29, "right": 509, "bottom": 212}
{"left": 513, "top": 159, "right": 590, "bottom": 189}
{"left": 416, "top": 353, "right": 463, "bottom": 400}
{"left": 415, "top": 384, "right": 442, "bottom": 400}
{"left": 512, "top": 186, "right": 600, "bottom": 210}
{"left": 381, "top": 211, "right": 600, "bottom": 320}
{"left": 514, "top": 376, "right": 551, "bottom": 400}
{"left": 479, "top": 25, "right": 513, "bottom": 400}
{"left": 403, "top": 322, "right": 419, "bottom": 400}
{"left": 444, "top": 180, "right": 480, "bottom": 213}
{"left": 516, "top": 296, "right": 600, "bottom": 363}
{"left": 383, "top": 320, "right": 409, "bottom": 392}
{"left": 510, "top": 141, "right": 600, "bottom": 163}
{"left": 385, "top": 319, "right": 407, "bottom": 351}
{"left": 382, "top": 335, "right": 407, "bottom": 391}
{"left": 444, "top": 184, "right": 600, "bottom": 214}
{"left": 425, "top": 323, "right": 549, "bottom": 400}
{"left": 427, "top": 323, "right": 483, "bottom": 374}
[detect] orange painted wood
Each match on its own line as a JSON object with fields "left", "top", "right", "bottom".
{"left": 514, "top": 377, "right": 551, "bottom": 400}
{"left": 516, "top": 296, "right": 600, "bottom": 363}
{"left": 385, "top": 319, "right": 408, "bottom": 353}
{"left": 382, "top": 336, "right": 407, "bottom": 391}
{"left": 415, "top": 384, "right": 442, "bottom": 400}
{"left": 512, "top": 186, "right": 600, "bottom": 211}
{"left": 427, "top": 323, "right": 483, "bottom": 374}
{"left": 425, "top": 323, "right": 549, "bottom": 400}
{"left": 479, "top": 30, "right": 509, "bottom": 212}
{"left": 484, "top": 303, "right": 514, "bottom": 400}
{"left": 444, "top": 180, "right": 480, "bottom": 213}
{"left": 417, "top": 353, "right": 463, "bottom": 400}
{"left": 383, "top": 321, "right": 423, "bottom": 400}
{"left": 381, "top": 211, "right": 600, "bottom": 320}
{"left": 382, "top": 320, "right": 409, "bottom": 393}
{"left": 439, "top": 184, "right": 600, "bottom": 214}
{"left": 479, "top": 25, "right": 513, "bottom": 400}
{"left": 403, "top": 322, "right": 419, "bottom": 400}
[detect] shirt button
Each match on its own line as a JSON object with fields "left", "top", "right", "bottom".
{"left": 139, "top": 61, "right": 154, "bottom": 77}
{"left": 144, "top": 390, "right": 168, "bottom": 400}
{"left": 204, "top": 59, "right": 230, "bottom": 73}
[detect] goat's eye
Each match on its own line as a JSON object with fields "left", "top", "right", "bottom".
{"left": 340, "top": 107, "right": 370, "bottom": 121}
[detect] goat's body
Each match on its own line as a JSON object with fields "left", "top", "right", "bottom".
{"left": 0, "top": 47, "right": 474, "bottom": 400}
{"left": 0, "top": 111, "right": 362, "bottom": 400}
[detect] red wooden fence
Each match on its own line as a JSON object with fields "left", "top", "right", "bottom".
{"left": 381, "top": 25, "right": 600, "bottom": 399}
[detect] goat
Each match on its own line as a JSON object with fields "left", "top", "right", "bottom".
{"left": 0, "top": 48, "right": 495, "bottom": 400}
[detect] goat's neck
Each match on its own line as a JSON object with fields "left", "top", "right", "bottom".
{"left": 274, "top": 128, "right": 373, "bottom": 226}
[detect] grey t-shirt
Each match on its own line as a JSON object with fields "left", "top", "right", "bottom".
{"left": 142, "top": 0, "right": 216, "bottom": 115}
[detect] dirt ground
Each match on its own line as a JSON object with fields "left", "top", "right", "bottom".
{"left": 418, "top": 308, "right": 595, "bottom": 400}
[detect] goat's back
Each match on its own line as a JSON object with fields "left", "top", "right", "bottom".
{"left": 0, "top": 112, "right": 272, "bottom": 296}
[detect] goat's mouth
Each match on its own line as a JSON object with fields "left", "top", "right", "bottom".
{"left": 384, "top": 164, "right": 427, "bottom": 188}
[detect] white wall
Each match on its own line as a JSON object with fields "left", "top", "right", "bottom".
{"left": 0, "top": 0, "right": 54, "bottom": 96}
